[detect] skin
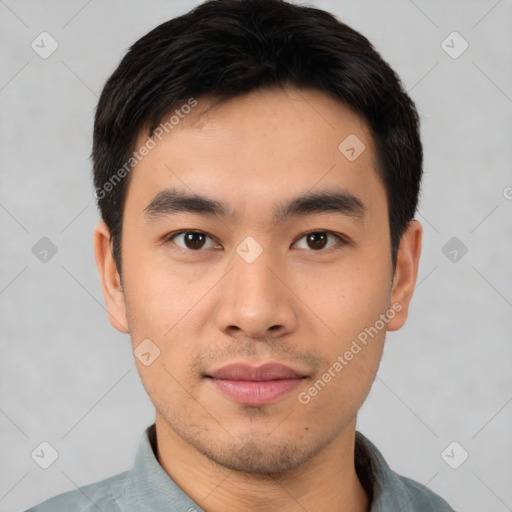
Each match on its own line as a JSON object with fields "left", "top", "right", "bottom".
{"left": 94, "top": 86, "right": 422, "bottom": 512}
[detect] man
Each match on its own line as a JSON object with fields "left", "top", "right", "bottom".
{"left": 27, "top": 0, "right": 455, "bottom": 510}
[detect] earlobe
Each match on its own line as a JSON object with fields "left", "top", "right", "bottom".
{"left": 93, "top": 221, "right": 130, "bottom": 333}
{"left": 387, "top": 220, "right": 423, "bottom": 331}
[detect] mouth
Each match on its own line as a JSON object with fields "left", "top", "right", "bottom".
{"left": 205, "top": 362, "right": 307, "bottom": 406}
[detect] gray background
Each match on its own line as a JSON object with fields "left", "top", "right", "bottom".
{"left": 1, "top": 0, "right": 511, "bottom": 511}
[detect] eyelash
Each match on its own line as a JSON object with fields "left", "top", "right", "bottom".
{"left": 164, "top": 230, "right": 349, "bottom": 253}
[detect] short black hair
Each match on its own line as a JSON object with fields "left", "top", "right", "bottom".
{"left": 92, "top": 0, "right": 422, "bottom": 275}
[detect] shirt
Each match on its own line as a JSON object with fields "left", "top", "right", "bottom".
{"left": 26, "top": 424, "right": 455, "bottom": 511}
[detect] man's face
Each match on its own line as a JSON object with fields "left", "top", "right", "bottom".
{"left": 98, "top": 87, "right": 416, "bottom": 473}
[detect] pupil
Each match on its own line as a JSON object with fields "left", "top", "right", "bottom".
{"left": 308, "top": 232, "right": 327, "bottom": 250}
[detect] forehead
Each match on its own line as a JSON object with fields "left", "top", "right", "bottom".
{"left": 125, "top": 86, "right": 385, "bottom": 221}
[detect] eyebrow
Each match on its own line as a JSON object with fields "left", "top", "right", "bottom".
{"left": 144, "top": 187, "right": 366, "bottom": 223}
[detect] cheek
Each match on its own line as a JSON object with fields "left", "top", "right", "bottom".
{"left": 299, "top": 350, "right": 381, "bottom": 433}
{"left": 298, "top": 255, "right": 392, "bottom": 336}
{"left": 296, "top": 254, "right": 391, "bottom": 398}
{"left": 299, "top": 284, "right": 388, "bottom": 415}
{"left": 122, "top": 254, "right": 209, "bottom": 382}
{"left": 122, "top": 249, "right": 206, "bottom": 338}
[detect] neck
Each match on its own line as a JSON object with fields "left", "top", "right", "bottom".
{"left": 154, "top": 415, "right": 369, "bottom": 512}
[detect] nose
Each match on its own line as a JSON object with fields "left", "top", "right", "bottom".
{"left": 214, "top": 249, "right": 298, "bottom": 340}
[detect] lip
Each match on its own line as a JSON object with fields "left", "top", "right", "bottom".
{"left": 206, "top": 363, "right": 306, "bottom": 406}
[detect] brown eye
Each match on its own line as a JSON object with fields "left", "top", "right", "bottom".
{"left": 294, "top": 231, "right": 342, "bottom": 251}
{"left": 168, "top": 231, "right": 217, "bottom": 251}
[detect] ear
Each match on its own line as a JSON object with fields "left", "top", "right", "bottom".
{"left": 93, "top": 221, "right": 130, "bottom": 333}
{"left": 387, "top": 220, "right": 422, "bottom": 331}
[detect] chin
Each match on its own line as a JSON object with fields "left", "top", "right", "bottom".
{"left": 192, "top": 431, "right": 334, "bottom": 475}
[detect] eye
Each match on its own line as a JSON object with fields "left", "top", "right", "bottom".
{"left": 167, "top": 231, "right": 219, "bottom": 251}
{"left": 293, "top": 231, "right": 344, "bottom": 251}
